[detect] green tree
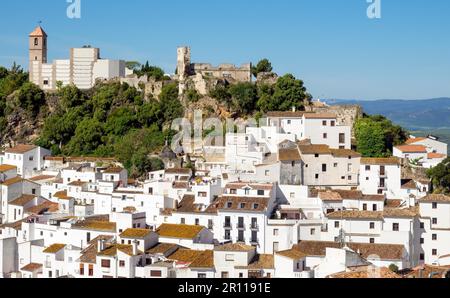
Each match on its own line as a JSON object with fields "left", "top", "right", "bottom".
{"left": 65, "top": 118, "right": 105, "bottom": 155}
{"left": 252, "top": 59, "right": 273, "bottom": 77}
{"left": 14, "top": 82, "right": 46, "bottom": 116}
{"left": 427, "top": 157, "right": 450, "bottom": 194}
{"left": 58, "top": 84, "right": 85, "bottom": 112}
{"left": 228, "top": 82, "right": 258, "bottom": 115}
{"left": 256, "top": 74, "right": 312, "bottom": 112}
{"left": 158, "top": 83, "right": 184, "bottom": 124}
{"left": 355, "top": 115, "right": 408, "bottom": 157}
{"left": 104, "top": 107, "right": 138, "bottom": 136}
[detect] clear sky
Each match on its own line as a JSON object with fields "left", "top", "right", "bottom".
{"left": 1, "top": 0, "right": 450, "bottom": 99}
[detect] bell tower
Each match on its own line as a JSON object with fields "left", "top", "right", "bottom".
{"left": 29, "top": 25, "right": 47, "bottom": 84}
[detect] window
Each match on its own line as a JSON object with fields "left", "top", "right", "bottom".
{"left": 119, "top": 260, "right": 125, "bottom": 267}
{"left": 363, "top": 204, "right": 367, "bottom": 211}
{"left": 432, "top": 249, "right": 438, "bottom": 256}
{"left": 238, "top": 230, "right": 244, "bottom": 242}
{"left": 180, "top": 217, "right": 185, "bottom": 224}
{"left": 334, "top": 221, "right": 340, "bottom": 228}
{"left": 334, "top": 163, "right": 338, "bottom": 168}
{"left": 331, "top": 121, "right": 335, "bottom": 127}
{"left": 273, "top": 229, "right": 279, "bottom": 236}
{"left": 432, "top": 218, "right": 438, "bottom": 225}
{"left": 370, "top": 222, "right": 375, "bottom": 229}
{"left": 198, "top": 273, "right": 207, "bottom": 278}
{"left": 370, "top": 238, "right": 375, "bottom": 244}
{"left": 230, "top": 189, "right": 237, "bottom": 195}
{"left": 88, "top": 264, "right": 93, "bottom": 276}
{"left": 86, "top": 232, "right": 91, "bottom": 243}
{"left": 273, "top": 242, "right": 279, "bottom": 252}
{"left": 34, "top": 38, "right": 39, "bottom": 46}
{"left": 365, "top": 165, "right": 371, "bottom": 171}
{"left": 323, "top": 133, "right": 327, "bottom": 139}
{"left": 373, "top": 204, "right": 377, "bottom": 211}
{"left": 195, "top": 218, "right": 200, "bottom": 226}
{"left": 221, "top": 272, "right": 229, "bottom": 278}
{"left": 239, "top": 273, "right": 244, "bottom": 278}
{"left": 257, "top": 190, "right": 264, "bottom": 196}
{"left": 314, "top": 154, "right": 319, "bottom": 158}
{"left": 322, "top": 164, "right": 327, "bottom": 172}
{"left": 253, "top": 203, "right": 259, "bottom": 210}
{"left": 101, "top": 259, "right": 111, "bottom": 268}
{"left": 420, "top": 254, "right": 425, "bottom": 261}
{"left": 150, "top": 270, "right": 162, "bottom": 277}
{"left": 393, "top": 223, "right": 399, "bottom": 232}
{"left": 310, "top": 228, "right": 316, "bottom": 235}
{"left": 420, "top": 238, "right": 424, "bottom": 244}
{"left": 265, "top": 170, "right": 270, "bottom": 176}
{"left": 225, "top": 254, "right": 235, "bottom": 262}
{"left": 339, "top": 133, "right": 345, "bottom": 144}
{"left": 432, "top": 202, "right": 438, "bottom": 209}
{"left": 432, "top": 234, "right": 437, "bottom": 241}
{"left": 244, "top": 188, "right": 250, "bottom": 195}
{"left": 322, "top": 120, "right": 327, "bottom": 126}
{"left": 79, "top": 264, "right": 85, "bottom": 275}
{"left": 226, "top": 202, "right": 233, "bottom": 208}
{"left": 198, "top": 192, "right": 207, "bottom": 197}
{"left": 315, "top": 174, "right": 319, "bottom": 180}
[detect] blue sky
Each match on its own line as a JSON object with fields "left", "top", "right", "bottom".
{"left": 1, "top": 0, "right": 450, "bottom": 99}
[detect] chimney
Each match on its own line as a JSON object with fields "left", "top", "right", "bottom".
{"left": 292, "top": 106, "right": 296, "bottom": 112}
{"left": 132, "top": 240, "right": 138, "bottom": 255}
{"left": 97, "top": 239, "right": 105, "bottom": 253}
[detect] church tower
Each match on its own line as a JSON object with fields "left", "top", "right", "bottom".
{"left": 29, "top": 26, "right": 47, "bottom": 84}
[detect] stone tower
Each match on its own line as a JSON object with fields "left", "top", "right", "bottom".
{"left": 177, "top": 46, "right": 191, "bottom": 81}
{"left": 29, "top": 26, "right": 48, "bottom": 84}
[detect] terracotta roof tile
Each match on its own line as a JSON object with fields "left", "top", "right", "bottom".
{"left": 214, "top": 243, "right": 255, "bottom": 252}
{"left": 327, "top": 210, "right": 384, "bottom": 220}
{"left": 395, "top": 145, "right": 427, "bottom": 153}
{"left": 236, "top": 254, "right": 274, "bottom": 269}
{"left": 72, "top": 220, "right": 116, "bottom": 232}
{"left": 9, "top": 194, "right": 36, "bottom": 207}
{"left": 0, "top": 165, "right": 17, "bottom": 172}
{"left": 119, "top": 228, "right": 152, "bottom": 239}
{"left": 361, "top": 157, "right": 401, "bottom": 165}
{"left": 329, "top": 267, "right": 401, "bottom": 278}
{"left": 295, "top": 241, "right": 405, "bottom": 260}
{"left": 276, "top": 249, "right": 307, "bottom": 260}
{"left": 278, "top": 149, "right": 301, "bottom": 161}
{"left": 405, "top": 137, "right": 427, "bottom": 145}
{"left": 156, "top": 224, "right": 204, "bottom": 239}
{"left": 420, "top": 194, "right": 450, "bottom": 203}
{"left": 43, "top": 243, "right": 66, "bottom": 254}
{"left": 29, "top": 26, "right": 47, "bottom": 37}
{"left": 146, "top": 243, "right": 179, "bottom": 255}
{"left": 21, "top": 263, "right": 43, "bottom": 272}
{"left": 5, "top": 144, "right": 37, "bottom": 154}
{"left": 188, "top": 250, "right": 214, "bottom": 268}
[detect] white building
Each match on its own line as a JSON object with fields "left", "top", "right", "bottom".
{"left": 29, "top": 26, "right": 126, "bottom": 91}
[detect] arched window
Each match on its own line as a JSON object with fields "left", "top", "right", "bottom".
{"left": 34, "top": 38, "right": 38, "bottom": 46}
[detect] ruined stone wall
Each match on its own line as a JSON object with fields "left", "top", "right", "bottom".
{"left": 192, "top": 63, "right": 252, "bottom": 83}
{"left": 309, "top": 104, "right": 364, "bottom": 135}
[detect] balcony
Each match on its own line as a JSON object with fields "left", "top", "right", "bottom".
{"left": 236, "top": 223, "right": 246, "bottom": 230}
{"left": 249, "top": 224, "right": 259, "bottom": 231}
{"left": 250, "top": 238, "right": 259, "bottom": 245}
{"left": 223, "top": 223, "right": 232, "bottom": 229}
{"left": 378, "top": 170, "right": 387, "bottom": 177}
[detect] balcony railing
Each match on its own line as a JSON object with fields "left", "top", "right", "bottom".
{"left": 223, "top": 223, "right": 232, "bottom": 229}
{"left": 249, "top": 224, "right": 259, "bottom": 231}
{"left": 378, "top": 184, "right": 387, "bottom": 190}
{"left": 236, "top": 223, "right": 246, "bottom": 230}
{"left": 378, "top": 170, "right": 387, "bottom": 177}
{"left": 250, "top": 238, "right": 259, "bottom": 245}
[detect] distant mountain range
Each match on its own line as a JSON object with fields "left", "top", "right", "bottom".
{"left": 324, "top": 97, "right": 450, "bottom": 130}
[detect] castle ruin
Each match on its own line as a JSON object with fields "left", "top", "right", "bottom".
{"left": 176, "top": 46, "right": 252, "bottom": 95}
